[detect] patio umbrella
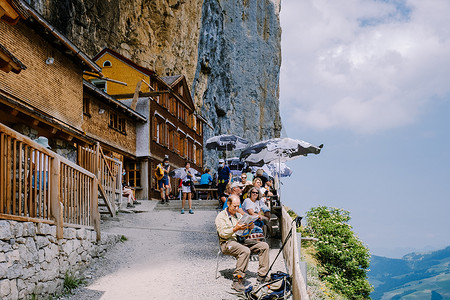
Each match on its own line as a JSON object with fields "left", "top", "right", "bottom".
{"left": 205, "top": 134, "right": 249, "bottom": 151}
{"left": 226, "top": 157, "right": 246, "bottom": 176}
{"left": 240, "top": 137, "right": 323, "bottom": 167}
{"left": 241, "top": 138, "right": 322, "bottom": 192}
{"left": 169, "top": 167, "right": 201, "bottom": 179}
{"left": 251, "top": 162, "right": 293, "bottom": 178}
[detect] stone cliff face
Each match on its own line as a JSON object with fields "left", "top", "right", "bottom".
{"left": 193, "top": 0, "right": 282, "bottom": 168}
{"left": 32, "top": 0, "right": 203, "bottom": 84}
{"left": 30, "top": 0, "right": 282, "bottom": 166}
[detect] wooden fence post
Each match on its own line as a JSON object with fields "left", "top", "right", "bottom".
{"left": 50, "top": 156, "right": 63, "bottom": 239}
{"left": 91, "top": 176, "right": 100, "bottom": 241}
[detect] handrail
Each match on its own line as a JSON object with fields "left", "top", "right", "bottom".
{"left": 0, "top": 122, "right": 100, "bottom": 240}
{"left": 98, "top": 145, "right": 116, "bottom": 180}
{"left": 77, "top": 143, "right": 121, "bottom": 216}
{"left": 280, "top": 206, "right": 309, "bottom": 300}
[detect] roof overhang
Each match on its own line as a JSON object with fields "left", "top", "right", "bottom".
{"left": 0, "top": 0, "right": 20, "bottom": 25}
{"left": 83, "top": 80, "right": 147, "bottom": 123}
{"left": 7, "top": 0, "right": 102, "bottom": 74}
{"left": 0, "top": 42, "right": 26, "bottom": 73}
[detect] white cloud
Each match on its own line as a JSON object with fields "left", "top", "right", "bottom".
{"left": 280, "top": 0, "right": 450, "bottom": 133}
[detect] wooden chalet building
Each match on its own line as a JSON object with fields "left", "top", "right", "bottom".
{"left": 0, "top": 0, "right": 103, "bottom": 156}
{"left": 82, "top": 80, "right": 147, "bottom": 185}
{"left": 84, "top": 48, "right": 206, "bottom": 199}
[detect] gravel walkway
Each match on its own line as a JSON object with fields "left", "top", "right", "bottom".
{"left": 60, "top": 200, "right": 287, "bottom": 300}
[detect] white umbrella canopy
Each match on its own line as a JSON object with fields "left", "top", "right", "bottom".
{"left": 250, "top": 162, "right": 293, "bottom": 178}
{"left": 169, "top": 167, "right": 201, "bottom": 179}
{"left": 205, "top": 134, "right": 249, "bottom": 151}
{"left": 240, "top": 137, "right": 323, "bottom": 167}
{"left": 225, "top": 157, "right": 246, "bottom": 176}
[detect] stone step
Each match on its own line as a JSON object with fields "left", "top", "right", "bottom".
{"left": 154, "top": 199, "right": 220, "bottom": 211}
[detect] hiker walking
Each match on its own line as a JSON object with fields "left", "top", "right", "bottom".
{"left": 155, "top": 157, "right": 171, "bottom": 204}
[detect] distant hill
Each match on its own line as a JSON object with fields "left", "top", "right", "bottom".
{"left": 368, "top": 246, "right": 450, "bottom": 299}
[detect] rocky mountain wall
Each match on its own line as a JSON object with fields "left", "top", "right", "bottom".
{"left": 193, "top": 0, "right": 282, "bottom": 168}
{"left": 29, "top": 0, "right": 282, "bottom": 168}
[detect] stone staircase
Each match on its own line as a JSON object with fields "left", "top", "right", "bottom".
{"left": 154, "top": 199, "right": 219, "bottom": 211}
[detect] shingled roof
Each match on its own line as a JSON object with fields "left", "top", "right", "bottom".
{"left": 160, "top": 75, "right": 183, "bottom": 87}
{"left": 6, "top": 0, "right": 101, "bottom": 74}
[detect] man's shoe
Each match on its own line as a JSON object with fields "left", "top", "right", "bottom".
{"left": 133, "top": 200, "right": 141, "bottom": 205}
{"left": 160, "top": 199, "right": 165, "bottom": 204}
{"left": 257, "top": 275, "right": 269, "bottom": 283}
{"left": 181, "top": 209, "right": 185, "bottom": 214}
{"left": 165, "top": 199, "right": 170, "bottom": 204}
{"left": 231, "top": 277, "right": 246, "bottom": 292}
{"left": 189, "top": 209, "right": 194, "bottom": 214}
{"left": 126, "top": 203, "right": 135, "bottom": 208}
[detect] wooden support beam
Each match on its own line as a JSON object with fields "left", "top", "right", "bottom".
{"left": 130, "top": 80, "right": 142, "bottom": 111}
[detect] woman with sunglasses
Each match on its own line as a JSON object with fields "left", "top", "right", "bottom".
{"left": 242, "top": 187, "right": 271, "bottom": 237}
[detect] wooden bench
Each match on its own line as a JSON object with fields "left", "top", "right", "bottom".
{"left": 194, "top": 186, "right": 218, "bottom": 200}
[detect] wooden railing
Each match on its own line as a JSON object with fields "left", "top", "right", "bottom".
{"left": 78, "top": 143, "right": 121, "bottom": 216}
{"left": 280, "top": 206, "right": 309, "bottom": 300}
{"left": 103, "top": 154, "right": 122, "bottom": 204}
{"left": 0, "top": 123, "right": 100, "bottom": 240}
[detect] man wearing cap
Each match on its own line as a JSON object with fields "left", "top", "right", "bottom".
{"left": 217, "top": 159, "right": 231, "bottom": 208}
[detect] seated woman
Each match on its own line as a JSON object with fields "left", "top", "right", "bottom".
{"left": 123, "top": 183, "right": 139, "bottom": 208}
{"left": 199, "top": 168, "right": 213, "bottom": 199}
{"left": 242, "top": 186, "right": 271, "bottom": 237}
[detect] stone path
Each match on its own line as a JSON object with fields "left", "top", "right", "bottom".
{"left": 60, "top": 200, "right": 287, "bottom": 300}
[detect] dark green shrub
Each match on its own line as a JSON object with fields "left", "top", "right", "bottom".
{"left": 305, "top": 206, "right": 373, "bottom": 299}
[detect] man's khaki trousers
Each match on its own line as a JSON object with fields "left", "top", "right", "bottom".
{"left": 221, "top": 239, "right": 269, "bottom": 278}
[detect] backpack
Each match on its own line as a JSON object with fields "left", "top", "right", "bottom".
{"left": 245, "top": 271, "right": 292, "bottom": 300}
{"left": 155, "top": 164, "right": 164, "bottom": 181}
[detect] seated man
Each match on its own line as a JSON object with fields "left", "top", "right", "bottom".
{"left": 215, "top": 195, "right": 270, "bottom": 292}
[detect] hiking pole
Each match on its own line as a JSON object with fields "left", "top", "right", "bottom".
{"left": 260, "top": 216, "right": 302, "bottom": 281}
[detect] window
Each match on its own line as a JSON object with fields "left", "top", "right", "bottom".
{"left": 196, "top": 147, "right": 203, "bottom": 168}
{"left": 178, "top": 135, "right": 186, "bottom": 157}
{"left": 83, "top": 97, "right": 91, "bottom": 117}
{"left": 174, "top": 132, "right": 180, "bottom": 153}
{"left": 91, "top": 79, "right": 107, "bottom": 92}
{"left": 196, "top": 119, "right": 203, "bottom": 136}
{"left": 187, "top": 139, "right": 194, "bottom": 161}
{"left": 109, "top": 112, "right": 126, "bottom": 134}
{"left": 153, "top": 116, "right": 165, "bottom": 144}
{"left": 161, "top": 93, "right": 169, "bottom": 109}
{"left": 178, "top": 103, "right": 186, "bottom": 122}
{"left": 179, "top": 85, "right": 183, "bottom": 96}
{"left": 126, "top": 163, "right": 141, "bottom": 187}
{"left": 170, "top": 97, "right": 176, "bottom": 114}
{"left": 168, "top": 128, "right": 174, "bottom": 150}
{"left": 193, "top": 144, "right": 196, "bottom": 163}
{"left": 103, "top": 60, "right": 112, "bottom": 67}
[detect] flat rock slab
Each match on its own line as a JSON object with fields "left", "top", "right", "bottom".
{"left": 59, "top": 200, "right": 287, "bottom": 300}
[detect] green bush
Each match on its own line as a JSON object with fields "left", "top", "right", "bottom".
{"left": 305, "top": 206, "right": 373, "bottom": 299}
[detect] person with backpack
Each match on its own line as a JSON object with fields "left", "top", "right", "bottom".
{"left": 155, "top": 157, "right": 171, "bottom": 204}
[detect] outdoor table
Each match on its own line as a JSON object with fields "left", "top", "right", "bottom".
{"left": 194, "top": 185, "right": 218, "bottom": 200}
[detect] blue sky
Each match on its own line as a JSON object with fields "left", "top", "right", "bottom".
{"left": 279, "top": 0, "right": 450, "bottom": 258}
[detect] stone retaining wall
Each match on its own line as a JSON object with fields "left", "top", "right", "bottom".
{"left": 0, "top": 220, "right": 119, "bottom": 299}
